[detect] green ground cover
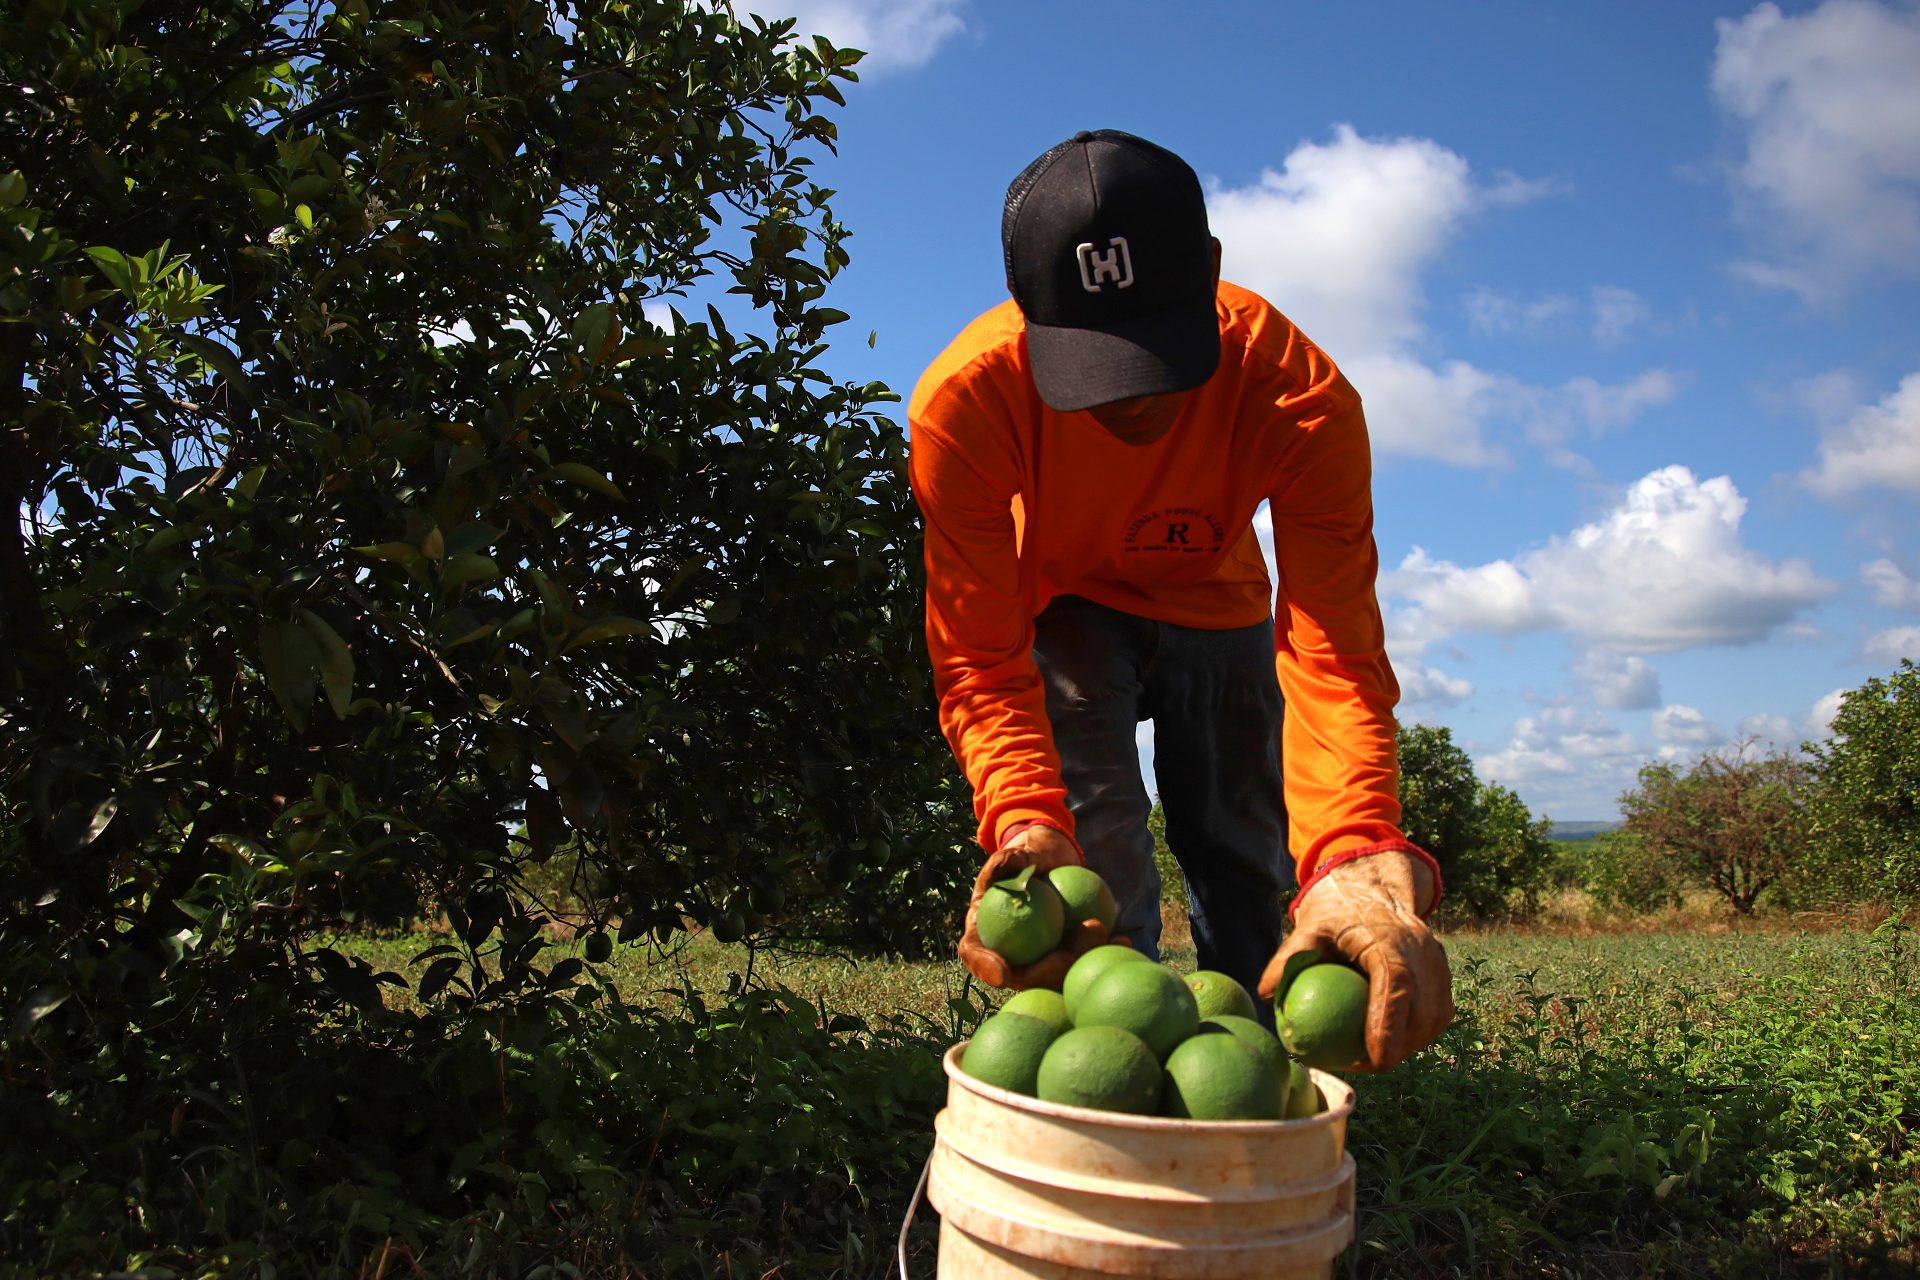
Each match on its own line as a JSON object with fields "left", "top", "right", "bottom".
{"left": 325, "top": 917, "right": 1918, "bottom": 1277}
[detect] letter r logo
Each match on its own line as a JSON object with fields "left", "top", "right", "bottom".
{"left": 1076, "top": 237, "right": 1134, "bottom": 292}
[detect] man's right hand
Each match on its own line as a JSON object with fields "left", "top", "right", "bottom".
{"left": 958, "top": 823, "right": 1121, "bottom": 990}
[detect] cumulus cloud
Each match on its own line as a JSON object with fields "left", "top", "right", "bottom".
{"left": 1210, "top": 125, "right": 1479, "bottom": 358}
{"left": 1712, "top": 0, "right": 1920, "bottom": 300}
{"left": 738, "top": 0, "right": 968, "bottom": 74}
{"left": 1574, "top": 651, "right": 1662, "bottom": 710}
{"left": 1801, "top": 372, "right": 1920, "bottom": 497}
{"left": 1653, "top": 704, "right": 1727, "bottom": 755}
{"left": 1864, "top": 557, "right": 1920, "bottom": 608}
{"left": 1863, "top": 625, "right": 1920, "bottom": 666}
{"left": 1813, "top": 687, "right": 1850, "bottom": 734}
{"left": 1477, "top": 706, "right": 1647, "bottom": 809}
{"left": 1385, "top": 465, "right": 1835, "bottom": 655}
{"left": 1395, "top": 663, "right": 1475, "bottom": 708}
{"left": 1208, "top": 127, "right": 1673, "bottom": 467}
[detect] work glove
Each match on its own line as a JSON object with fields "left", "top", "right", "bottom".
{"left": 1257, "top": 849, "right": 1453, "bottom": 1071}
{"left": 958, "top": 821, "right": 1121, "bottom": 990}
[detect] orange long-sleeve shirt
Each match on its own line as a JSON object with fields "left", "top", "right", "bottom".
{"left": 908, "top": 280, "right": 1413, "bottom": 889}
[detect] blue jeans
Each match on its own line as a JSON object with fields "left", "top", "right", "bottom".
{"left": 1032, "top": 595, "right": 1293, "bottom": 1022}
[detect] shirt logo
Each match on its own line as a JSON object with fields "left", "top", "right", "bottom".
{"left": 1124, "top": 506, "right": 1226, "bottom": 556}
{"left": 1077, "top": 237, "right": 1134, "bottom": 292}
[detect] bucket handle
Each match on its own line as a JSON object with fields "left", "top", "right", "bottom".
{"left": 897, "top": 1143, "right": 935, "bottom": 1279}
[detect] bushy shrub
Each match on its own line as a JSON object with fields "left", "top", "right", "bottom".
{"left": 1573, "top": 830, "right": 1692, "bottom": 915}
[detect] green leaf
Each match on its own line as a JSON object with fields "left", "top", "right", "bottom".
{"left": 0, "top": 171, "right": 24, "bottom": 209}
{"left": 9, "top": 986, "right": 70, "bottom": 1040}
{"left": 178, "top": 333, "right": 249, "bottom": 396}
{"left": 84, "top": 246, "right": 135, "bottom": 294}
{"left": 258, "top": 619, "right": 320, "bottom": 729}
{"left": 298, "top": 608, "right": 354, "bottom": 718}
{"left": 440, "top": 553, "right": 500, "bottom": 590}
{"left": 547, "top": 462, "right": 625, "bottom": 502}
{"left": 561, "top": 616, "right": 653, "bottom": 652}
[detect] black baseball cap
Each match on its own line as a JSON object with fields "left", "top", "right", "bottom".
{"left": 1002, "top": 129, "right": 1220, "bottom": 413}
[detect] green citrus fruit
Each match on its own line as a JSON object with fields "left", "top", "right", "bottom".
{"left": 1160, "top": 1031, "right": 1285, "bottom": 1120}
{"left": 1000, "top": 987, "right": 1072, "bottom": 1036}
{"left": 710, "top": 910, "right": 747, "bottom": 944}
{"left": 1281, "top": 963, "right": 1370, "bottom": 1070}
{"left": 1284, "top": 1059, "right": 1323, "bottom": 1118}
{"left": 1186, "top": 969, "right": 1258, "bottom": 1021}
{"left": 1075, "top": 961, "right": 1200, "bottom": 1061}
{"left": 583, "top": 932, "right": 613, "bottom": 964}
{"left": 974, "top": 866, "right": 1067, "bottom": 967}
{"left": 1197, "top": 1015, "right": 1288, "bottom": 1077}
{"left": 1046, "top": 865, "right": 1117, "bottom": 931}
{"left": 961, "top": 1011, "right": 1058, "bottom": 1096}
{"left": 1035, "top": 1025, "right": 1161, "bottom": 1115}
{"left": 1061, "top": 944, "right": 1151, "bottom": 1022}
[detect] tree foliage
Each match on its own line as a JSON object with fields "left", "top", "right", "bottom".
{"left": 1619, "top": 740, "right": 1812, "bottom": 915}
{"left": 1796, "top": 658, "right": 1920, "bottom": 908}
{"left": 0, "top": 0, "right": 969, "bottom": 1269}
{"left": 1396, "top": 723, "right": 1555, "bottom": 919}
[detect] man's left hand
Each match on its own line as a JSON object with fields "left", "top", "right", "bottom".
{"left": 1257, "top": 850, "right": 1453, "bottom": 1071}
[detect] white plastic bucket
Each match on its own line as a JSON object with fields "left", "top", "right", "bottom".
{"left": 919, "top": 1040, "right": 1357, "bottom": 1279}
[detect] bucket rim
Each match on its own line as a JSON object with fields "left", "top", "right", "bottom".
{"left": 941, "top": 1040, "right": 1355, "bottom": 1132}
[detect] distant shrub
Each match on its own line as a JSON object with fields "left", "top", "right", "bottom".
{"left": 1574, "top": 830, "right": 1692, "bottom": 915}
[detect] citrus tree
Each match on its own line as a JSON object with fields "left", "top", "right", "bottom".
{"left": 1619, "top": 740, "right": 1812, "bottom": 915}
{"left": 1797, "top": 659, "right": 1920, "bottom": 908}
{"left": 1, "top": 0, "right": 971, "bottom": 1268}
{"left": 1396, "top": 723, "right": 1554, "bottom": 919}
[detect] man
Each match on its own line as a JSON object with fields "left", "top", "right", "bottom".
{"left": 908, "top": 129, "right": 1451, "bottom": 1070}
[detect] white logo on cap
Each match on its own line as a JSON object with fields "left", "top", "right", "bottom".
{"left": 1076, "top": 237, "right": 1134, "bottom": 292}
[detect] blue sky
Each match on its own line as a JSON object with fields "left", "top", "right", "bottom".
{"left": 731, "top": 0, "right": 1920, "bottom": 822}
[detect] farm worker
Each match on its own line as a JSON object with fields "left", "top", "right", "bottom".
{"left": 908, "top": 130, "right": 1453, "bottom": 1069}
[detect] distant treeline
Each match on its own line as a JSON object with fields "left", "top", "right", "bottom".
{"left": 1548, "top": 822, "right": 1625, "bottom": 842}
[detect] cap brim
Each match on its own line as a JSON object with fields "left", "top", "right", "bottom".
{"left": 1024, "top": 295, "right": 1221, "bottom": 413}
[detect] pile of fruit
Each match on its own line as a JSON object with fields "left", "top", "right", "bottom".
{"left": 962, "top": 865, "right": 1370, "bottom": 1121}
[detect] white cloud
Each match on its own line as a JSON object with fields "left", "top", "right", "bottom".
{"left": 1863, "top": 625, "right": 1920, "bottom": 666}
{"left": 1210, "top": 125, "right": 1479, "bottom": 359}
{"left": 1464, "top": 287, "right": 1575, "bottom": 336}
{"left": 1385, "top": 465, "right": 1835, "bottom": 655}
{"left": 742, "top": 0, "right": 968, "bottom": 74}
{"left": 1478, "top": 706, "right": 1646, "bottom": 811}
{"left": 1863, "top": 557, "right": 1920, "bottom": 608}
{"left": 1813, "top": 687, "right": 1850, "bottom": 734}
{"left": 1396, "top": 663, "right": 1474, "bottom": 708}
{"left": 1712, "top": 0, "right": 1920, "bottom": 300}
{"left": 643, "top": 299, "right": 679, "bottom": 333}
{"left": 1801, "top": 372, "right": 1920, "bottom": 497}
{"left": 1208, "top": 127, "right": 1670, "bottom": 467}
{"left": 1574, "top": 651, "right": 1662, "bottom": 710}
{"left": 1591, "top": 285, "right": 1652, "bottom": 346}
{"left": 1654, "top": 704, "right": 1726, "bottom": 750}
{"left": 1338, "top": 354, "right": 1509, "bottom": 466}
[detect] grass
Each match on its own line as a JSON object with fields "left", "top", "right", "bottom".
{"left": 328, "top": 906, "right": 1918, "bottom": 1278}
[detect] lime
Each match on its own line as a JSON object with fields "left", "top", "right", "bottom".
{"left": 1035, "top": 1025, "right": 1161, "bottom": 1115}
{"left": 1197, "top": 1015, "right": 1288, "bottom": 1077}
{"left": 1186, "top": 969, "right": 1258, "bottom": 1021}
{"left": 975, "top": 866, "right": 1067, "bottom": 967}
{"left": 1160, "top": 1031, "right": 1285, "bottom": 1120}
{"left": 1000, "top": 987, "right": 1072, "bottom": 1036}
{"left": 1280, "top": 963, "right": 1370, "bottom": 1070}
{"left": 1074, "top": 961, "right": 1200, "bottom": 1062}
{"left": 1046, "top": 865, "right": 1117, "bottom": 931}
{"left": 960, "top": 1011, "right": 1058, "bottom": 1096}
{"left": 1061, "top": 943, "right": 1151, "bottom": 1022}
{"left": 1284, "top": 1059, "right": 1323, "bottom": 1118}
